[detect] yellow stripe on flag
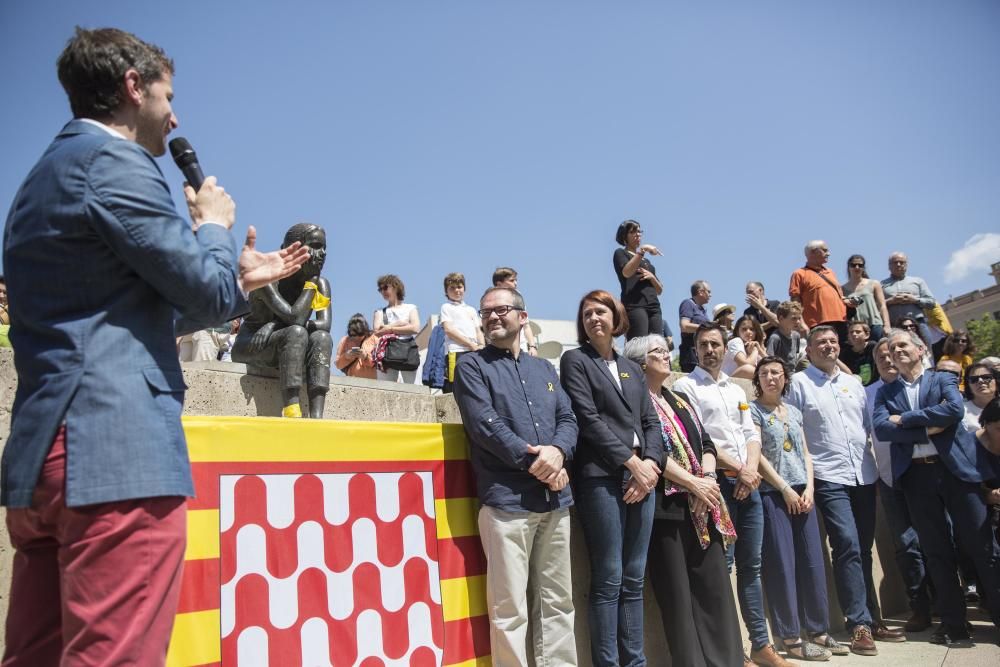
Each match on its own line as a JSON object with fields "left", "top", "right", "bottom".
{"left": 441, "top": 574, "right": 486, "bottom": 622}
{"left": 444, "top": 656, "right": 493, "bottom": 667}
{"left": 435, "top": 497, "right": 479, "bottom": 539}
{"left": 185, "top": 510, "right": 219, "bottom": 560}
{"left": 166, "top": 609, "right": 220, "bottom": 667}
{"left": 183, "top": 417, "right": 470, "bottom": 463}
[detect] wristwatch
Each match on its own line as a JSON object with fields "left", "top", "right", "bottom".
{"left": 703, "top": 471, "right": 718, "bottom": 479}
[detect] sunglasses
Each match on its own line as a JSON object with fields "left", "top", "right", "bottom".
{"left": 953, "top": 338, "right": 968, "bottom": 343}
{"left": 849, "top": 263, "right": 865, "bottom": 268}
{"left": 901, "top": 324, "right": 918, "bottom": 331}
{"left": 969, "top": 374, "right": 996, "bottom": 385}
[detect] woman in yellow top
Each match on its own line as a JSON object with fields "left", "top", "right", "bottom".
{"left": 939, "top": 330, "right": 976, "bottom": 391}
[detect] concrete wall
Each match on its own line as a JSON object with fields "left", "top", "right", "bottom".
{"left": 0, "top": 348, "right": 908, "bottom": 662}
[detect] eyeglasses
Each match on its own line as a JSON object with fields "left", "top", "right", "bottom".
{"left": 900, "top": 323, "right": 918, "bottom": 331}
{"left": 478, "top": 305, "right": 523, "bottom": 319}
{"left": 647, "top": 347, "right": 668, "bottom": 357}
{"left": 849, "top": 263, "right": 865, "bottom": 268}
{"left": 969, "top": 374, "right": 996, "bottom": 385}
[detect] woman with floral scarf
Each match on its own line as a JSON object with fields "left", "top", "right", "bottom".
{"left": 624, "top": 335, "right": 744, "bottom": 666}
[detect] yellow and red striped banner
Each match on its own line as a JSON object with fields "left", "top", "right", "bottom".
{"left": 167, "top": 417, "right": 491, "bottom": 667}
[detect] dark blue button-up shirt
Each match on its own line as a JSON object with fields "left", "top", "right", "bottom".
{"left": 453, "top": 345, "right": 578, "bottom": 512}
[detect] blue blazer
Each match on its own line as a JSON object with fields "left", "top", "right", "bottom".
{"left": 2, "top": 120, "right": 247, "bottom": 507}
{"left": 873, "top": 370, "right": 995, "bottom": 484}
{"left": 559, "top": 343, "right": 664, "bottom": 481}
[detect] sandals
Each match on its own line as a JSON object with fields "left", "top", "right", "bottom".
{"left": 783, "top": 639, "right": 832, "bottom": 661}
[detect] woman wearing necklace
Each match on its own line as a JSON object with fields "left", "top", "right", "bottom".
{"left": 612, "top": 219, "right": 664, "bottom": 339}
{"left": 750, "top": 357, "right": 847, "bottom": 661}
{"left": 623, "top": 335, "right": 744, "bottom": 667}
{"left": 560, "top": 290, "right": 664, "bottom": 667}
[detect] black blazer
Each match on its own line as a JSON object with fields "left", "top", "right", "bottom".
{"left": 559, "top": 344, "right": 664, "bottom": 481}
{"left": 654, "top": 389, "right": 718, "bottom": 521}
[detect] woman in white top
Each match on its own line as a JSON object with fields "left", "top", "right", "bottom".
{"left": 962, "top": 362, "right": 999, "bottom": 432}
{"left": 373, "top": 274, "right": 421, "bottom": 383}
{"left": 721, "top": 315, "right": 766, "bottom": 379}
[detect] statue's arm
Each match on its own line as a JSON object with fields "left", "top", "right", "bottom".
{"left": 308, "top": 277, "right": 333, "bottom": 333}
{"left": 257, "top": 282, "right": 313, "bottom": 327}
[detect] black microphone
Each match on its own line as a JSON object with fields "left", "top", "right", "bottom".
{"left": 168, "top": 137, "right": 205, "bottom": 191}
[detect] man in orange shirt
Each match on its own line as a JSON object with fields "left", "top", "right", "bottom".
{"left": 789, "top": 240, "right": 850, "bottom": 342}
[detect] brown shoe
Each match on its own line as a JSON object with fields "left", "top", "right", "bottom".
{"left": 850, "top": 625, "right": 878, "bottom": 656}
{"left": 750, "top": 644, "right": 793, "bottom": 667}
{"left": 872, "top": 622, "right": 906, "bottom": 642}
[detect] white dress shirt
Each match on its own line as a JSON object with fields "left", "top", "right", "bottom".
{"left": 672, "top": 366, "right": 759, "bottom": 466}
{"left": 900, "top": 372, "right": 937, "bottom": 458}
{"left": 788, "top": 365, "right": 878, "bottom": 486}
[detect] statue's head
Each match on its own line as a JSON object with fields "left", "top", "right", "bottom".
{"left": 283, "top": 223, "right": 326, "bottom": 278}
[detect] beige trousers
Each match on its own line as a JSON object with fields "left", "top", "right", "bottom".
{"left": 477, "top": 505, "right": 577, "bottom": 667}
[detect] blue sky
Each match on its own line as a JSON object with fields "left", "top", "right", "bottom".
{"left": 2, "top": 2, "right": 998, "bottom": 349}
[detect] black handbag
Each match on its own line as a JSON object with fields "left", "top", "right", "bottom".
{"left": 383, "top": 337, "right": 420, "bottom": 371}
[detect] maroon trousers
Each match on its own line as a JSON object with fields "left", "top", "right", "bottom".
{"left": 4, "top": 426, "right": 187, "bottom": 666}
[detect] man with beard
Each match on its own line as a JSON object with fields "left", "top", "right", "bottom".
{"left": 1, "top": 27, "right": 307, "bottom": 665}
{"left": 453, "top": 286, "right": 578, "bottom": 666}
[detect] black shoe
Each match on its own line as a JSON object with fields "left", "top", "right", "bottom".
{"left": 929, "top": 622, "right": 971, "bottom": 645}
{"left": 904, "top": 611, "right": 932, "bottom": 633}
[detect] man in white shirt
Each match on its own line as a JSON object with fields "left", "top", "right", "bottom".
{"left": 673, "top": 323, "right": 788, "bottom": 667}
{"left": 787, "top": 326, "right": 900, "bottom": 654}
{"left": 864, "top": 338, "right": 932, "bottom": 632}
{"left": 440, "top": 272, "right": 484, "bottom": 393}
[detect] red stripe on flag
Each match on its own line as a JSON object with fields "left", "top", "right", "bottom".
{"left": 177, "top": 558, "right": 220, "bottom": 613}
{"left": 435, "top": 460, "right": 477, "bottom": 499}
{"left": 443, "top": 614, "right": 491, "bottom": 665}
{"left": 438, "top": 536, "right": 486, "bottom": 580}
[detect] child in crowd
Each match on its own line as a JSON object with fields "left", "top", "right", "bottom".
{"left": 440, "top": 272, "right": 483, "bottom": 393}
{"left": 492, "top": 267, "right": 538, "bottom": 355}
{"left": 766, "top": 301, "right": 807, "bottom": 371}
{"left": 840, "top": 320, "right": 877, "bottom": 385}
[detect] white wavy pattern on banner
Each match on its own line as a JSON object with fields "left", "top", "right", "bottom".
{"left": 220, "top": 472, "right": 435, "bottom": 532}
{"left": 219, "top": 472, "right": 441, "bottom": 638}
{"left": 236, "top": 604, "right": 443, "bottom": 667}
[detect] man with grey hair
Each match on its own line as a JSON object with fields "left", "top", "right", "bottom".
{"left": 453, "top": 286, "right": 578, "bottom": 666}
{"left": 881, "top": 252, "right": 936, "bottom": 343}
{"left": 874, "top": 328, "right": 1000, "bottom": 644}
{"left": 789, "top": 240, "right": 850, "bottom": 341}
{"left": 787, "top": 325, "right": 902, "bottom": 654}
{"left": 679, "top": 280, "right": 711, "bottom": 372}
{"left": 743, "top": 281, "right": 780, "bottom": 333}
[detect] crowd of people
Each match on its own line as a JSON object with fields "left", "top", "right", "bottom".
{"left": 449, "top": 222, "right": 1000, "bottom": 667}
{"left": 3, "top": 23, "right": 998, "bottom": 667}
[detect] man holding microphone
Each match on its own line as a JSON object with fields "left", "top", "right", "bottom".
{"left": 1, "top": 27, "right": 307, "bottom": 665}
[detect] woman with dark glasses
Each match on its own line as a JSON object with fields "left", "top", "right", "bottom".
{"left": 842, "top": 254, "right": 891, "bottom": 340}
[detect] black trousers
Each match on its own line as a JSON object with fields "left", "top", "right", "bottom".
{"left": 625, "top": 303, "right": 663, "bottom": 341}
{"left": 647, "top": 514, "right": 745, "bottom": 667}
{"left": 900, "top": 462, "right": 1000, "bottom": 630}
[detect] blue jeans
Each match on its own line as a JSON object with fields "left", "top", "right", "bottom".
{"left": 575, "top": 477, "right": 655, "bottom": 667}
{"left": 813, "top": 480, "right": 875, "bottom": 629}
{"left": 877, "top": 479, "right": 931, "bottom": 615}
{"left": 721, "top": 477, "right": 770, "bottom": 650}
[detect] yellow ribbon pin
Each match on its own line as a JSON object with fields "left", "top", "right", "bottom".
{"left": 547, "top": 382, "right": 555, "bottom": 392}
{"left": 620, "top": 372, "right": 630, "bottom": 379}
{"left": 302, "top": 281, "right": 330, "bottom": 311}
